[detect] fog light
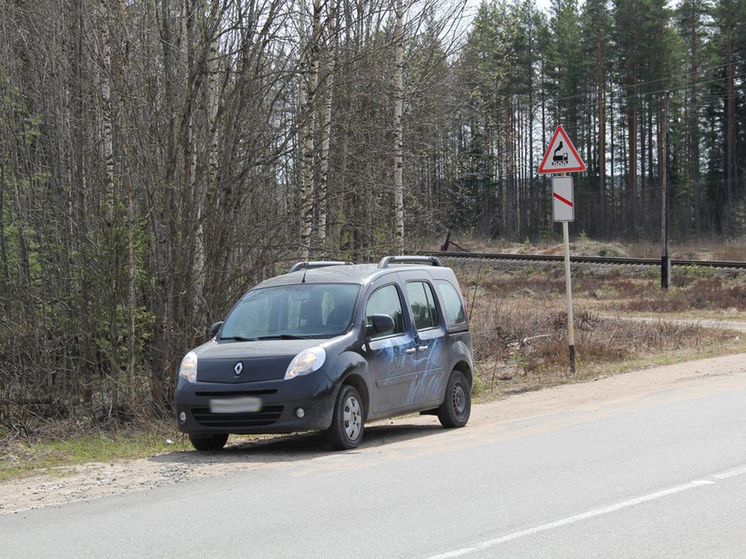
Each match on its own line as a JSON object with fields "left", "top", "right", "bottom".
{"left": 295, "top": 408, "right": 305, "bottom": 419}
{"left": 179, "top": 412, "right": 186, "bottom": 423}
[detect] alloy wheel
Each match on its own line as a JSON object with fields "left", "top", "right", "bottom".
{"left": 343, "top": 395, "right": 362, "bottom": 440}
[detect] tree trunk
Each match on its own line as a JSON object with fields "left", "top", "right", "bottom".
{"left": 628, "top": 79, "right": 637, "bottom": 235}
{"left": 99, "top": 0, "right": 115, "bottom": 218}
{"left": 195, "top": 14, "right": 221, "bottom": 317}
{"left": 0, "top": 164, "right": 10, "bottom": 315}
{"left": 597, "top": 19, "right": 606, "bottom": 237}
{"left": 610, "top": 87, "right": 616, "bottom": 230}
{"left": 118, "top": 0, "right": 136, "bottom": 396}
{"left": 393, "top": 0, "right": 405, "bottom": 254}
{"left": 689, "top": 5, "right": 701, "bottom": 235}
{"left": 724, "top": 16, "right": 736, "bottom": 232}
{"left": 72, "top": 0, "right": 91, "bottom": 373}
{"left": 300, "top": 0, "right": 320, "bottom": 259}
{"left": 640, "top": 103, "right": 646, "bottom": 228}
{"left": 317, "top": 0, "right": 337, "bottom": 251}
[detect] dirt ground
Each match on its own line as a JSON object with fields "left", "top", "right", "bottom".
{"left": 2, "top": 350, "right": 745, "bottom": 516}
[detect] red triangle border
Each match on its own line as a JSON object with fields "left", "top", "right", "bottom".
{"left": 538, "top": 125, "right": 586, "bottom": 174}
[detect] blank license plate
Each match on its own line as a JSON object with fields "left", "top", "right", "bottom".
{"left": 210, "top": 397, "right": 262, "bottom": 414}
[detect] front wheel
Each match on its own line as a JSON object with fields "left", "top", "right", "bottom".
{"left": 438, "top": 371, "right": 471, "bottom": 428}
{"left": 326, "top": 385, "right": 365, "bottom": 450}
{"left": 189, "top": 433, "right": 228, "bottom": 451}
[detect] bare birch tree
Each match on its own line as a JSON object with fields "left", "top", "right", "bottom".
{"left": 299, "top": 0, "right": 321, "bottom": 260}
{"left": 317, "top": 0, "right": 338, "bottom": 250}
{"left": 393, "top": 0, "right": 405, "bottom": 254}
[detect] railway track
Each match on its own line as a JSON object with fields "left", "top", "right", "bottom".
{"left": 429, "top": 251, "right": 746, "bottom": 270}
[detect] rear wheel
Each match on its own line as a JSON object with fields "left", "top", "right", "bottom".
{"left": 189, "top": 433, "right": 228, "bottom": 451}
{"left": 326, "top": 385, "right": 365, "bottom": 450}
{"left": 438, "top": 370, "right": 471, "bottom": 428}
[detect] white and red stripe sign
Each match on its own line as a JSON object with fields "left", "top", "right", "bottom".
{"left": 552, "top": 176, "right": 574, "bottom": 222}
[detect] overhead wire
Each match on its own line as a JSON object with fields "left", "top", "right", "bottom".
{"left": 542, "top": 57, "right": 746, "bottom": 106}
{"left": 459, "top": 70, "right": 746, "bottom": 134}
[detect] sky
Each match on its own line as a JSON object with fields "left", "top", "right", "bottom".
{"left": 464, "top": 0, "right": 555, "bottom": 23}
{"left": 463, "top": 0, "right": 683, "bottom": 26}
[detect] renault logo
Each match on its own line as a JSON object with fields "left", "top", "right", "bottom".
{"left": 234, "top": 362, "right": 243, "bottom": 376}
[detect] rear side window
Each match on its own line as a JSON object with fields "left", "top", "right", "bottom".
{"left": 436, "top": 280, "right": 466, "bottom": 326}
{"left": 406, "top": 281, "right": 439, "bottom": 330}
{"left": 366, "top": 285, "right": 405, "bottom": 338}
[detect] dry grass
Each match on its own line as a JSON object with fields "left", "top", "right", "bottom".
{"left": 457, "top": 264, "right": 746, "bottom": 312}
{"left": 428, "top": 234, "right": 746, "bottom": 262}
{"left": 457, "top": 265, "right": 746, "bottom": 397}
{"left": 614, "top": 276, "right": 746, "bottom": 313}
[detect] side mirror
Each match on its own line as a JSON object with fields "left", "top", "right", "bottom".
{"left": 366, "top": 314, "right": 395, "bottom": 337}
{"left": 209, "top": 321, "right": 224, "bottom": 338}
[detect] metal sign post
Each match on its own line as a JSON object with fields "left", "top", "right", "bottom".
{"left": 562, "top": 220, "right": 575, "bottom": 374}
{"left": 541, "top": 127, "right": 584, "bottom": 376}
{"left": 552, "top": 175, "right": 576, "bottom": 375}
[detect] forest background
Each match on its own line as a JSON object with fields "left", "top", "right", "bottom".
{"left": 0, "top": 0, "right": 744, "bottom": 420}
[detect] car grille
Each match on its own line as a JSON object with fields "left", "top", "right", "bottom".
{"left": 191, "top": 406, "right": 284, "bottom": 428}
{"left": 195, "top": 389, "right": 277, "bottom": 397}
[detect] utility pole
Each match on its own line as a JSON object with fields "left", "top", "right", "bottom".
{"left": 661, "top": 93, "right": 671, "bottom": 289}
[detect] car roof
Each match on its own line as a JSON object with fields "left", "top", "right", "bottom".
{"left": 253, "top": 262, "right": 455, "bottom": 290}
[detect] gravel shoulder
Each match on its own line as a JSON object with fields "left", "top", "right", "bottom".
{"left": 2, "top": 351, "right": 745, "bottom": 516}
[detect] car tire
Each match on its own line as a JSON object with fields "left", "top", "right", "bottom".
{"left": 438, "top": 370, "right": 471, "bottom": 428}
{"left": 326, "top": 385, "right": 365, "bottom": 450}
{"left": 189, "top": 433, "right": 229, "bottom": 451}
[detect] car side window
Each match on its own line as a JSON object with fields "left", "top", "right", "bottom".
{"left": 436, "top": 280, "right": 466, "bottom": 326}
{"left": 406, "top": 281, "right": 438, "bottom": 331}
{"left": 366, "top": 284, "right": 405, "bottom": 339}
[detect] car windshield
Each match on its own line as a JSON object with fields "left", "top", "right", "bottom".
{"left": 220, "top": 283, "right": 360, "bottom": 341}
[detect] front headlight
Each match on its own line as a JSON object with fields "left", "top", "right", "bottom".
{"left": 284, "top": 347, "right": 326, "bottom": 380}
{"left": 178, "top": 351, "right": 198, "bottom": 383}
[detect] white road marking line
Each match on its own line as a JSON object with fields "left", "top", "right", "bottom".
{"left": 713, "top": 465, "right": 746, "bottom": 479}
{"left": 428, "top": 479, "right": 716, "bottom": 559}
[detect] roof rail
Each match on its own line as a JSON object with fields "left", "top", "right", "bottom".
{"left": 378, "top": 255, "right": 443, "bottom": 269}
{"left": 288, "top": 261, "right": 353, "bottom": 274}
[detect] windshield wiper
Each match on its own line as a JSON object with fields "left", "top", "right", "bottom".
{"left": 255, "top": 334, "right": 311, "bottom": 340}
{"left": 219, "top": 335, "right": 257, "bottom": 342}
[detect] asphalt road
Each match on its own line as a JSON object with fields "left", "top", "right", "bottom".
{"left": 2, "top": 363, "right": 746, "bottom": 558}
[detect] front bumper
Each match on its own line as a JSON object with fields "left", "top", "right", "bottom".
{"left": 174, "top": 372, "right": 336, "bottom": 435}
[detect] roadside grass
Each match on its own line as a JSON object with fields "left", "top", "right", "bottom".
{"left": 0, "top": 423, "right": 190, "bottom": 482}
{"left": 457, "top": 265, "right": 746, "bottom": 399}
{"left": 472, "top": 339, "right": 746, "bottom": 404}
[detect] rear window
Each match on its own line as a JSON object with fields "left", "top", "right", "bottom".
{"left": 406, "top": 281, "right": 439, "bottom": 330}
{"left": 436, "top": 280, "right": 466, "bottom": 326}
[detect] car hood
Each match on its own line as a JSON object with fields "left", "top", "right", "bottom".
{"left": 193, "top": 339, "right": 321, "bottom": 383}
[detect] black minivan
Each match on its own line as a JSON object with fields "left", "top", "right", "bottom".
{"left": 174, "top": 256, "right": 474, "bottom": 451}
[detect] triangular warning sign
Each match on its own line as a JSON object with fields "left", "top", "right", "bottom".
{"left": 538, "top": 125, "right": 586, "bottom": 174}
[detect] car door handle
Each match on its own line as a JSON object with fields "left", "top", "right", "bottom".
{"left": 405, "top": 348, "right": 416, "bottom": 354}
{"left": 418, "top": 345, "right": 429, "bottom": 352}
